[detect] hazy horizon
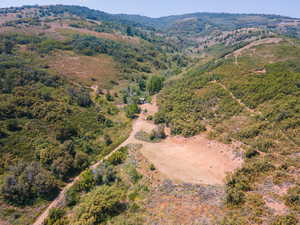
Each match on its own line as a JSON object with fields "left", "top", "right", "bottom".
{"left": 0, "top": 0, "right": 299, "bottom": 19}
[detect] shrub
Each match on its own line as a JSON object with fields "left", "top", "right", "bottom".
{"left": 56, "top": 123, "right": 78, "bottom": 143}
{"left": 77, "top": 169, "right": 96, "bottom": 192}
{"left": 7, "top": 119, "right": 21, "bottom": 131}
{"left": 150, "top": 125, "right": 167, "bottom": 140}
{"left": 128, "top": 167, "right": 142, "bottom": 184}
{"left": 93, "top": 164, "right": 117, "bottom": 185}
{"left": 74, "top": 151, "right": 89, "bottom": 170}
{"left": 153, "top": 112, "right": 166, "bottom": 124}
{"left": 65, "top": 186, "right": 80, "bottom": 207}
{"left": 285, "top": 186, "right": 300, "bottom": 208}
{"left": 237, "top": 126, "right": 260, "bottom": 139}
{"left": 0, "top": 129, "right": 7, "bottom": 138}
{"left": 146, "top": 115, "right": 153, "bottom": 120}
{"left": 104, "top": 134, "right": 112, "bottom": 146}
{"left": 149, "top": 164, "right": 156, "bottom": 171}
{"left": 226, "top": 188, "right": 245, "bottom": 206}
{"left": 245, "top": 149, "right": 260, "bottom": 159}
{"left": 72, "top": 185, "right": 124, "bottom": 225}
{"left": 50, "top": 155, "right": 74, "bottom": 180}
{"left": 67, "top": 87, "right": 92, "bottom": 107}
{"left": 107, "top": 147, "right": 128, "bottom": 165}
{"left": 271, "top": 214, "right": 298, "bottom": 225}
{"left": 44, "top": 208, "right": 66, "bottom": 225}
{"left": 252, "top": 139, "right": 274, "bottom": 153}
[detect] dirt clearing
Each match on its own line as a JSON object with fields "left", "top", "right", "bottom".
{"left": 141, "top": 134, "right": 242, "bottom": 185}
{"left": 126, "top": 97, "right": 243, "bottom": 185}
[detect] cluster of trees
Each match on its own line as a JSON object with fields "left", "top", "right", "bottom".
{"left": 1, "top": 162, "right": 58, "bottom": 205}
{"left": 146, "top": 75, "right": 164, "bottom": 95}
{"left": 67, "top": 87, "right": 92, "bottom": 107}
{"left": 0, "top": 35, "right": 128, "bottom": 211}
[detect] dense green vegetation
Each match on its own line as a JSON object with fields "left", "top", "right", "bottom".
{"left": 0, "top": 33, "right": 132, "bottom": 224}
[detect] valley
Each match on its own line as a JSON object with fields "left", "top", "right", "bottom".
{"left": 0, "top": 4, "right": 299, "bottom": 225}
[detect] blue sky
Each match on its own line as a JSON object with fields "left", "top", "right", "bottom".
{"left": 0, "top": 0, "right": 299, "bottom": 18}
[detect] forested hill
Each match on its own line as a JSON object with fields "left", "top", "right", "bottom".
{"left": 2, "top": 5, "right": 300, "bottom": 35}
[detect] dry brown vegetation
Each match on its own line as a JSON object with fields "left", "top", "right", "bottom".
{"left": 45, "top": 50, "right": 120, "bottom": 88}
{"left": 49, "top": 22, "right": 140, "bottom": 45}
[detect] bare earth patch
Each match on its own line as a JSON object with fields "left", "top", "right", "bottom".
{"left": 141, "top": 134, "right": 242, "bottom": 185}
{"left": 125, "top": 97, "right": 243, "bottom": 185}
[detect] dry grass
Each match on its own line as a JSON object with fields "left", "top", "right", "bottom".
{"left": 0, "top": 13, "right": 17, "bottom": 25}
{"left": 48, "top": 22, "right": 140, "bottom": 45}
{"left": 45, "top": 50, "right": 120, "bottom": 88}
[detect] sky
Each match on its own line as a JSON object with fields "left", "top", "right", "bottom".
{"left": 0, "top": 0, "right": 299, "bottom": 18}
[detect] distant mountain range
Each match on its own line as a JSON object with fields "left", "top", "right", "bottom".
{"left": 2, "top": 5, "right": 300, "bottom": 36}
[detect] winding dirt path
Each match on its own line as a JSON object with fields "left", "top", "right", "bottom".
{"left": 215, "top": 81, "right": 299, "bottom": 147}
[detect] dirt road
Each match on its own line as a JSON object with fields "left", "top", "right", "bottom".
{"left": 33, "top": 96, "right": 242, "bottom": 224}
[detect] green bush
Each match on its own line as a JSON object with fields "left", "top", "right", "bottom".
{"left": 149, "top": 164, "right": 156, "bottom": 171}
{"left": 77, "top": 169, "right": 96, "bottom": 192}
{"left": 226, "top": 188, "right": 245, "bottom": 206}
{"left": 71, "top": 185, "right": 124, "bottom": 225}
{"left": 7, "top": 119, "right": 21, "bottom": 131}
{"left": 44, "top": 208, "right": 66, "bottom": 225}
{"left": 55, "top": 123, "right": 78, "bottom": 143}
{"left": 65, "top": 186, "right": 80, "bottom": 207}
{"left": 107, "top": 147, "right": 128, "bottom": 165}
{"left": 245, "top": 149, "right": 260, "bottom": 159}
{"left": 251, "top": 139, "right": 274, "bottom": 153}
{"left": 128, "top": 167, "right": 142, "bottom": 184}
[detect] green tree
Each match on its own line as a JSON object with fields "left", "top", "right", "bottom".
{"left": 1, "top": 162, "right": 58, "bottom": 205}
{"left": 146, "top": 76, "right": 164, "bottom": 95}
{"left": 125, "top": 104, "right": 140, "bottom": 119}
{"left": 126, "top": 26, "right": 134, "bottom": 36}
{"left": 4, "top": 40, "right": 14, "bottom": 54}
